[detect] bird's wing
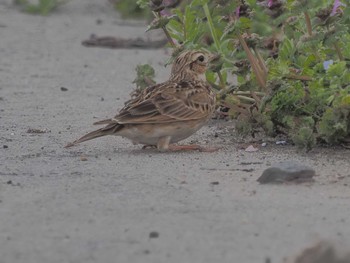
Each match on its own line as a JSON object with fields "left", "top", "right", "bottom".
{"left": 113, "top": 80, "right": 215, "bottom": 124}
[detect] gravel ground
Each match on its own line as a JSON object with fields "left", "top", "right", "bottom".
{"left": 1, "top": 1, "right": 350, "bottom": 263}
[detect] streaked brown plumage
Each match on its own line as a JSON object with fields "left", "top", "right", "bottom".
{"left": 65, "top": 50, "right": 216, "bottom": 151}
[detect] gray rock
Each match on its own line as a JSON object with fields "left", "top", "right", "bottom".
{"left": 286, "top": 241, "right": 350, "bottom": 263}
{"left": 257, "top": 161, "right": 315, "bottom": 184}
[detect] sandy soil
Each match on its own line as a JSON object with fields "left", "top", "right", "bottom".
{"left": 1, "top": 1, "right": 350, "bottom": 263}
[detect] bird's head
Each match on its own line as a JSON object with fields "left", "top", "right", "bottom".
{"left": 170, "top": 50, "right": 212, "bottom": 82}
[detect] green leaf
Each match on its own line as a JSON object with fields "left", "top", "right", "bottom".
{"left": 292, "top": 127, "right": 316, "bottom": 152}
{"left": 279, "top": 38, "right": 295, "bottom": 61}
{"left": 302, "top": 54, "right": 317, "bottom": 68}
{"left": 268, "top": 60, "right": 290, "bottom": 79}
{"left": 146, "top": 16, "right": 173, "bottom": 31}
{"left": 133, "top": 64, "right": 156, "bottom": 90}
{"left": 318, "top": 107, "right": 350, "bottom": 143}
{"left": 191, "top": 0, "right": 209, "bottom": 6}
{"left": 136, "top": 0, "right": 148, "bottom": 9}
{"left": 237, "top": 17, "right": 252, "bottom": 32}
{"left": 15, "top": 0, "right": 68, "bottom": 15}
{"left": 326, "top": 61, "right": 346, "bottom": 77}
{"left": 341, "top": 95, "right": 350, "bottom": 105}
{"left": 203, "top": 3, "right": 221, "bottom": 52}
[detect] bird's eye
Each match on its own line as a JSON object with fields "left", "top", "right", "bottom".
{"left": 197, "top": 55, "right": 205, "bottom": 62}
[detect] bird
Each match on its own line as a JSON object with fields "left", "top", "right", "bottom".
{"left": 65, "top": 50, "right": 217, "bottom": 152}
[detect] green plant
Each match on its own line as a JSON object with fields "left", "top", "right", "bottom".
{"left": 133, "top": 64, "right": 156, "bottom": 90}
{"left": 137, "top": 0, "right": 350, "bottom": 149}
{"left": 112, "top": 0, "right": 151, "bottom": 19}
{"left": 14, "top": 0, "right": 68, "bottom": 15}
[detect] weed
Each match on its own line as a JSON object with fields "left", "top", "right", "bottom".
{"left": 14, "top": 0, "right": 68, "bottom": 15}
{"left": 136, "top": 0, "right": 350, "bottom": 149}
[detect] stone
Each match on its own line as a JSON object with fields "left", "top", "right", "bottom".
{"left": 285, "top": 241, "right": 350, "bottom": 263}
{"left": 245, "top": 145, "right": 259, "bottom": 152}
{"left": 257, "top": 161, "right": 315, "bottom": 184}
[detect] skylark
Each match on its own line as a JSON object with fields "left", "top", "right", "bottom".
{"left": 65, "top": 50, "right": 217, "bottom": 151}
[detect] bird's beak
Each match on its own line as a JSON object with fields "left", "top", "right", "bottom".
{"left": 208, "top": 53, "right": 221, "bottom": 63}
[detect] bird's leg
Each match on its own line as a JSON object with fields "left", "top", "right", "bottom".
{"left": 157, "top": 136, "right": 172, "bottom": 151}
{"left": 168, "top": 144, "right": 220, "bottom": 152}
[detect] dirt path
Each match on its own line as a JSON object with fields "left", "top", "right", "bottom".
{"left": 1, "top": 1, "right": 350, "bottom": 263}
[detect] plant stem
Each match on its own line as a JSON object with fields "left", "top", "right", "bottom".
{"left": 333, "top": 42, "right": 344, "bottom": 61}
{"left": 233, "top": 91, "right": 265, "bottom": 96}
{"left": 238, "top": 35, "right": 266, "bottom": 90}
{"left": 286, "top": 74, "right": 313, "bottom": 81}
{"left": 203, "top": 3, "right": 221, "bottom": 53}
{"left": 162, "top": 26, "right": 176, "bottom": 48}
{"left": 155, "top": 11, "right": 176, "bottom": 48}
{"left": 304, "top": 11, "right": 312, "bottom": 36}
{"left": 217, "top": 71, "right": 225, "bottom": 89}
{"left": 236, "top": 95, "right": 257, "bottom": 103}
{"left": 253, "top": 47, "right": 268, "bottom": 75}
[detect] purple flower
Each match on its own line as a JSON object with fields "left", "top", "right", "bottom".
{"left": 235, "top": 6, "right": 240, "bottom": 18}
{"left": 256, "top": 0, "right": 276, "bottom": 8}
{"left": 160, "top": 9, "right": 171, "bottom": 17}
{"left": 323, "top": 60, "right": 334, "bottom": 70}
{"left": 331, "top": 0, "right": 346, "bottom": 16}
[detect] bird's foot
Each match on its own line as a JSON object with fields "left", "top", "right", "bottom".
{"left": 142, "top": 145, "right": 157, "bottom": 149}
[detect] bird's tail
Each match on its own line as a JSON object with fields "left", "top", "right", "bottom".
{"left": 64, "top": 121, "right": 122, "bottom": 148}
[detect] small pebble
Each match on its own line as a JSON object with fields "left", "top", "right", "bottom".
{"left": 60, "top": 87, "right": 68, "bottom": 91}
{"left": 245, "top": 145, "right": 259, "bottom": 152}
{"left": 261, "top": 142, "right": 267, "bottom": 147}
{"left": 80, "top": 156, "right": 88, "bottom": 161}
{"left": 27, "top": 128, "right": 50, "bottom": 134}
{"left": 276, "top": 140, "right": 287, "bottom": 145}
{"left": 210, "top": 181, "right": 219, "bottom": 185}
{"left": 149, "top": 231, "right": 159, "bottom": 238}
{"left": 3, "top": 145, "right": 8, "bottom": 149}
